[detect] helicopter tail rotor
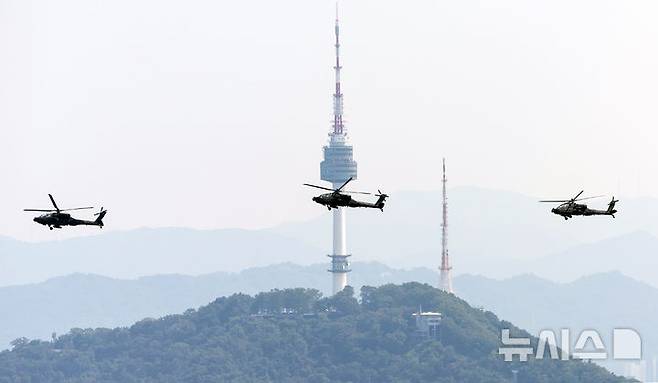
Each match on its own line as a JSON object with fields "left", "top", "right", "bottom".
{"left": 607, "top": 197, "right": 619, "bottom": 217}
{"left": 94, "top": 207, "right": 107, "bottom": 227}
{"left": 374, "top": 190, "right": 389, "bottom": 211}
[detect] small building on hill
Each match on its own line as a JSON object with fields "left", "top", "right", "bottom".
{"left": 412, "top": 311, "right": 442, "bottom": 339}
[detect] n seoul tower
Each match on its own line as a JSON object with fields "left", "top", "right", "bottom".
{"left": 320, "top": 6, "right": 358, "bottom": 295}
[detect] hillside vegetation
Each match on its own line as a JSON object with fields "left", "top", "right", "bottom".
{"left": 0, "top": 283, "right": 632, "bottom": 383}
{"left": 0, "top": 262, "right": 436, "bottom": 349}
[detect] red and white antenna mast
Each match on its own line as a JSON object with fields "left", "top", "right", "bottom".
{"left": 332, "top": 2, "right": 344, "bottom": 136}
{"left": 439, "top": 158, "right": 454, "bottom": 293}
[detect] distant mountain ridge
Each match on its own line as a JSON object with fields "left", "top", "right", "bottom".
{"left": 456, "top": 270, "right": 658, "bottom": 338}
{"left": 2, "top": 228, "right": 657, "bottom": 290}
{"left": 455, "top": 271, "right": 658, "bottom": 378}
{"left": 2, "top": 187, "right": 658, "bottom": 286}
{"left": 0, "top": 227, "right": 322, "bottom": 286}
{"left": 0, "top": 261, "right": 436, "bottom": 349}
{"left": 528, "top": 230, "right": 658, "bottom": 285}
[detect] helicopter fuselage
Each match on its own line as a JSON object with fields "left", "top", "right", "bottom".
{"left": 551, "top": 201, "right": 617, "bottom": 220}
{"left": 312, "top": 192, "right": 386, "bottom": 211}
{"left": 33, "top": 212, "right": 104, "bottom": 229}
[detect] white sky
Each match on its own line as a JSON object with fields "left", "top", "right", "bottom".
{"left": 1, "top": 0, "right": 657, "bottom": 241}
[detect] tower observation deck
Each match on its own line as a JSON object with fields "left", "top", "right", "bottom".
{"left": 320, "top": 8, "right": 357, "bottom": 295}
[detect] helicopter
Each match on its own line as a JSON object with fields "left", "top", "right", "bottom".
{"left": 540, "top": 191, "right": 618, "bottom": 220}
{"left": 24, "top": 194, "right": 107, "bottom": 230}
{"left": 304, "top": 177, "right": 388, "bottom": 211}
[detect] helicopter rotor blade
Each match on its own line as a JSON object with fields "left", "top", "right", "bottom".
{"left": 574, "top": 195, "right": 604, "bottom": 202}
{"left": 26, "top": 195, "right": 93, "bottom": 213}
{"left": 94, "top": 207, "right": 105, "bottom": 216}
{"left": 48, "top": 194, "right": 60, "bottom": 213}
{"left": 540, "top": 191, "right": 605, "bottom": 204}
{"left": 303, "top": 183, "right": 335, "bottom": 192}
{"left": 342, "top": 190, "right": 372, "bottom": 195}
{"left": 59, "top": 207, "right": 95, "bottom": 212}
{"left": 334, "top": 177, "right": 353, "bottom": 193}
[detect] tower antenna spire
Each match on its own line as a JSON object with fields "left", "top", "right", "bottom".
{"left": 333, "top": 2, "right": 344, "bottom": 135}
{"left": 439, "top": 158, "right": 454, "bottom": 293}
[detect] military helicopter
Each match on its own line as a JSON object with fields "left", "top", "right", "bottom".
{"left": 540, "top": 191, "right": 618, "bottom": 220}
{"left": 24, "top": 194, "right": 107, "bottom": 230}
{"left": 304, "top": 177, "right": 388, "bottom": 211}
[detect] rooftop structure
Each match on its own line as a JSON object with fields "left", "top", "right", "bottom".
{"left": 412, "top": 311, "right": 443, "bottom": 339}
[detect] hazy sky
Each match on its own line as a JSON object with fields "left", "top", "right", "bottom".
{"left": 1, "top": 0, "right": 657, "bottom": 241}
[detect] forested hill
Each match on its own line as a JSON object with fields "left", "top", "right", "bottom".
{"left": 0, "top": 283, "right": 632, "bottom": 383}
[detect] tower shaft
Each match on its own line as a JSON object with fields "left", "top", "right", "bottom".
{"left": 329, "top": 193, "right": 349, "bottom": 295}
{"left": 439, "top": 158, "right": 453, "bottom": 293}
